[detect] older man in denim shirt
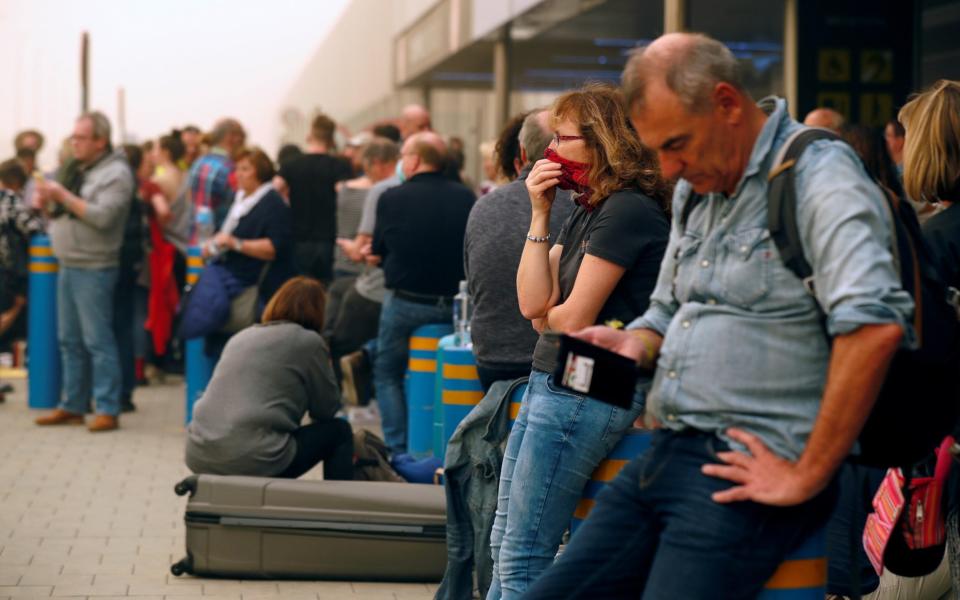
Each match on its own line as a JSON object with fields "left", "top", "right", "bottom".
{"left": 523, "top": 33, "right": 912, "bottom": 599}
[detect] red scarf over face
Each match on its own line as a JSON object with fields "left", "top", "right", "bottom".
{"left": 544, "top": 147, "right": 594, "bottom": 210}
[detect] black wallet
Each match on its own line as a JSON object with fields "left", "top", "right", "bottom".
{"left": 551, "top": 334, "right": 640, "bottom": 409}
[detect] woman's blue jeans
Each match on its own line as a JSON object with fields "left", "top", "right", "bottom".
{"left": 487, "top": 369, "right": 643, "bottom": 599}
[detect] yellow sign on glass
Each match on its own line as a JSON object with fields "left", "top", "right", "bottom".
{"left": 860, "top": 93, "right": 894, "bottom": 127}
{"left": 860, "top": 50, "right": 894, "bottom": 84}
{"left": 818, "top": 49, "right": 851, "bottom": 83}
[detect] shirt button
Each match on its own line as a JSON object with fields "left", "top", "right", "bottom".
{"left": 700, "top": 260, "right": 710, "bottom": 268}
{"left": 681, "top": 320, "right": 691, "bottom": 329}
{"left": 707, "top": 298, "right": 717, "bottom": 305}
{"left": 667, "top": 370, "right": 677, "bottom": 379}
{"left": 740, "top": 245, "right": 749, "bottom": 253}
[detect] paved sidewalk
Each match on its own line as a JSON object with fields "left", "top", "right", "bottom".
{"left": 0, "top": 374, "right": 435, "bottom": 600}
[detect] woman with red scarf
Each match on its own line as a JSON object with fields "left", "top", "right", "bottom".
{"left": 487, "top": 84, "right": 673, "bottom": 599}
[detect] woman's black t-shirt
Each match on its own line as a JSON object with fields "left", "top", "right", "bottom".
{"left": 531, "top": 189, "right": 670, "bottom": 373}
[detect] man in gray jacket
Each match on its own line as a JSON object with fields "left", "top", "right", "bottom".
{"left": 35, "top": 111, "right": 133, "bottom": 432}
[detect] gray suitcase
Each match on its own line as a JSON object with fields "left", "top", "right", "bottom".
{"left": 171, "top": 474, "right": 447, "bottom": 581}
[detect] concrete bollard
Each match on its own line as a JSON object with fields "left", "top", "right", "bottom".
{"left": 27, "top": 234, "right": 61, "bottom": 409}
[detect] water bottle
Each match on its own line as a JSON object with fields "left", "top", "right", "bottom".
{"left": 195, "top": 205, "right": 215, "bottom": 255}
{"left": 452, "top": 280, "right": 472, "bottom": 347}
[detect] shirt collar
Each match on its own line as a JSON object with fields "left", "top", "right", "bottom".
{"left": 518, "top": 164, "right": 533, "bottom": 181}
{"left": 738, "top": 96, "right": 788, "bottom": 186}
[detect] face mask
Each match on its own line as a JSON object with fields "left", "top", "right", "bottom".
{"left": 544, "top": 147, "right": 593, "bottom": 209}
{"left": 396, "top": 159, "right": 406, "bottom": 183}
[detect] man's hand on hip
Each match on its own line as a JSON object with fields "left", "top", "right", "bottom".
{"left": 701, "top": 428, "right": 824, "bottom": 507}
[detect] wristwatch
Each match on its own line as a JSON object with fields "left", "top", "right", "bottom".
{"left": 232, "top": 237, "right": 243, "bottom": 253}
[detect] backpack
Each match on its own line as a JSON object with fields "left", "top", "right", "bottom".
{"left": 680, "top": 128, "right": 960, "bottom": 469}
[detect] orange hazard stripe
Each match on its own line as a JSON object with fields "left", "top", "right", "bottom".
{"left": 29, "top": 264, "right": 58, "bottom": 273}
{"left": 443, "top": 364, "right": 478, "bottom": 379}
{"left": 409, "top": 336, "right": 440, "bottom": 351}
{"left": 442, "top": 390, "right": 484, "bottom": 405}
{"left": 408, "top": 358, "right": 437, "bottom": 372}
{"left": 573, "top": 498, "right": 595, "bottom": 520}
{"left": 763, "top": 558, "right": 827, "bottom": 589}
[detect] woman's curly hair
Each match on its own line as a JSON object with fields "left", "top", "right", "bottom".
{"left": 551, "top": 83, "right": 672, "bottom": 209}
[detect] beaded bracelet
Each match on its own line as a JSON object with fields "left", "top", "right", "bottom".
{"left": 526, "top": 232, "right": 551, "bottom": 243}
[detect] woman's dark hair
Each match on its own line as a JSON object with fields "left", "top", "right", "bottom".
{"left": 261, "top": 276, "right": 327, "bottom": 335}
{"left": 551, "top": 83, "right": 673, "bottom": 208}
{"left": 234, "top": 147, "right": 276, "bottom": 183}
{"left": 277, "top": 143, "right": 302, "bottom": 167}
{"left": 122, "top": 143, "right": 143, "bottom": 172}
{"left": 495, "top": 111, "right": 530, "bottom": 181}
{"left": 159, "top": 129, "right": 186, "bottom": 163}
{"left": 840, "top": 124, "right": 905, "bottom": 200}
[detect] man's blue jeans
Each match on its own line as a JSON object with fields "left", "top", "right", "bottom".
{"left": 372, "top": 291, "right": 450, "bottom": 453}
{"left": 522, "top": 429, "right": 838, "bottom": 599}
{"left": 57, "top": 266, "right": 121, "bottom": 416}
{"left": 487, "top": 370, "right": 643, "bottom": 599}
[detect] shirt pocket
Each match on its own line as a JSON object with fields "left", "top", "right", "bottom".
{"left": 671, "top": 232, "right": 702, "bottom": 302}
{"left": 719, "top": 227, "right": 773, "bottom": 308}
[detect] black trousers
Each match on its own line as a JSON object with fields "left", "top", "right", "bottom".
{"left": 276, "top": 418, "right": 354, "bottom": 480}
{"left": 325, "top": 284, "right": 382, "bottom": 382}
{"left": 294, "top": 240, "right": 334, "bottom": 287}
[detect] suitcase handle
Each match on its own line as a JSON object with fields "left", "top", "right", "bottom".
{"left": 174, "top": 475, "right": 199, "bottom": 497}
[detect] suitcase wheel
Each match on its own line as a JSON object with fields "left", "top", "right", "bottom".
{"left": 170, "top": 557, "right": 192, "bottom": 576}
{"left": 174, "top": 475, "right": 198, "bottom": 497}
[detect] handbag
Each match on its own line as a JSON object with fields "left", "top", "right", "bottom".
{"left": 863, "top": 435, "right": 956, "bottom": 577}
{"left": 219, "top": 262, "right": 270, "bottom": 334}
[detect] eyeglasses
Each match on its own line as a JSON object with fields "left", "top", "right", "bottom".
{"left": 553, "top": 133, "right": 585, "bottom": 146}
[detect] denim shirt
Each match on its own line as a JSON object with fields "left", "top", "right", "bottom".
{"left": 628, "top": 97, "right": 914, "bottom": 461}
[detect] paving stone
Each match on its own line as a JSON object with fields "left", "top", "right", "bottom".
{"left": 51, "top": 583, "right": 129, "bottom": 596}
{"left": 0, "top": 586, "right": 54, "bottom": 598}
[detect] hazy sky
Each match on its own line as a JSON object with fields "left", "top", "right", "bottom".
{"left": 0, "top": 0, "right": 349, "bottom": 167}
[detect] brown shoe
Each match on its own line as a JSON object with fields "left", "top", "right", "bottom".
{"left": 87, "top": 414, "right": 118, "bottom": 432}
{"left": 35, "top": 409, "right": 84, "bottom": 426}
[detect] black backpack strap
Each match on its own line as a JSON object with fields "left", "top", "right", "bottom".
{"left": 767, "top": 128, "right": 842, "bottom": 293}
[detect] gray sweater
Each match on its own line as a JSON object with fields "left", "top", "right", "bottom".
{"left": 463, "top": 167, "right": 573, "bottom": 369}
{"left": 184, "top": 321, "right": 341, "bottom": 476}
{"left": 48, "top": 150, "right": 134, "bottom": 269}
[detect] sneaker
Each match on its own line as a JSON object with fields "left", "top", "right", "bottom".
{"left": 35, "top": 409, "right": 85, "bottom": 426}
{"left": 340, "top": 350, "right": 371, "bottom": 407}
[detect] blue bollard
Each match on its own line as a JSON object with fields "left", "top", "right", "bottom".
{"left": 433, "top": 334, "right": 456, "bottom": 459}
{"left": 27, "top": 235, "right": 61, "bottom": 409}
{"left": 440, "top": 346, "right": 484, "bottom": 458}
{"left": 571, "top": 429, "right": 652, "bottom": 534}
{"left": 405, "top": 324, "right": 453, "bottom": 458}
{"left": 184, "top": 246, "right": 215, "bottom": 424}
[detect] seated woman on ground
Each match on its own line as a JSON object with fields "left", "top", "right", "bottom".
{"left": 185, "top": 276, "right": 354, "bottom": 479}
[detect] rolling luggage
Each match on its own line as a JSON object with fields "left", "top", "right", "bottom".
{"left": 171, "top": 474, "right": 447, "bottom": 581}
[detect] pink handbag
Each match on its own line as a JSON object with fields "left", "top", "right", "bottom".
{"left": 863, "top": 436, "right": 955, "bottom": 576}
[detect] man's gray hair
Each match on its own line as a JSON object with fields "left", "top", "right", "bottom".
{"left": 209, "top": 118, "right": 243, "bottom": 146}
{"left": 518, "top": 110, "right": 551, "bottom": 165}
{"left": 622, "top": 33, "right": 746, "bottom": 114}
{"left": 78, "top": 111, "right": 112, "bottom": 144}
{"left": 362, "top": 136, "right": 400, "bottom": 164}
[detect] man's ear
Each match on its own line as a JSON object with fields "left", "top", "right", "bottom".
{"left": 714, "top": 82, "right": 743, "bottom": 124}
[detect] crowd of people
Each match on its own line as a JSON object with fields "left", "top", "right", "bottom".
{"left": 2, "top": 29, "right": 960, "bottom": 598}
